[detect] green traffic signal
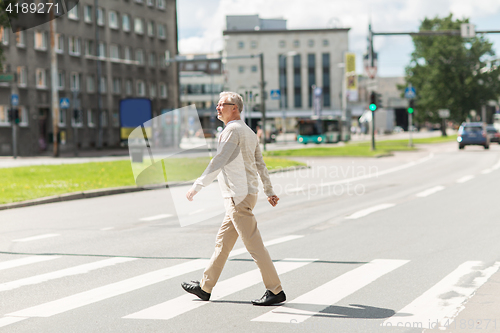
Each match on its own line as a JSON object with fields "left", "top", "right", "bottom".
{"left": 408, "top": 107, "right": 414, "bottom": 114}
{"left": 369, "top": 103, "right": 377, "bottom": 111}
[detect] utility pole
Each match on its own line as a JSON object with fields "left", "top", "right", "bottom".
{"left": 10, "top": 74, "right": 18, "bottom": 159}
{"left": 259, "top": 53, "right": 266, "bottom": 151}
{"left": 95, "top": 0, "right": 103, "bottom": 149}
{"left": 49, "top": 9, "right": 59, "bottom": 157}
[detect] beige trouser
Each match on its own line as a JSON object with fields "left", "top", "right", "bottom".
{"left": 200, "top": 193, "right": 282, "bottom": 295}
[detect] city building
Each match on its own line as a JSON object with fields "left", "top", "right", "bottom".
{"left": 223, "top": 15, "right": 350, "bottom": 134}
{"left": 0, "top": 0, "right": 178, "bottom": 156}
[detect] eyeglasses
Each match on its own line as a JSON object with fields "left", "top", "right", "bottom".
{"left": 216, "top": 103, "right": 235, "bottom": 108}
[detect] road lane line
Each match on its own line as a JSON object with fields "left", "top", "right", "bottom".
{"left": 383, "top": 261, "right": 500, "bottom": 330}
{"left": 345, "top": 204, "right": 396, "bottom": 220}
{"left": 0, "top": 234, "right": 302, "bottom": 326}
{"left": 0, "top": 258, "right": 136, "bottom": 292}
{"left": 12, "top": 234, "right": 60, "bottom": 242}
{"left": 0, "top": 317, "right": 28, "bottom": 328}
{"left": 415, "top": 186, "right": 445, "bottom": 198}
{"left": 124, "top": 258, "right": 316, "bottom": 320}
{"left": 0, "top": 256, "right": 60, "bottom": 271}
{"left": 252, "top": 259, "right": 409, "bottom": 324}
{"left": 289, "top": 153, "right": 434, "bottom": 193}
{"left": 456, "top": 175, "right": 475, "bottom": 183}
{"left": 139, "top": 214, "right": 173, "bottom": 222}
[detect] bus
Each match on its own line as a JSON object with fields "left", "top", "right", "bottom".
{"left": 297, "top": 116, "right": 340, "bottom": 144}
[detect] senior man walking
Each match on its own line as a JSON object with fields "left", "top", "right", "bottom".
{"left": 182, "top": 91, "right": 285, "bottom": 306}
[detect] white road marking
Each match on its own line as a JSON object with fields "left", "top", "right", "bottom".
{"left": 289, "top": 153, "right": 435, "bottom": 193}
{"left": 482, "top": 169, "right": 493, "bottom": 174}
{"left": 383, "top": 261, "right": 500, "bottom": 330}
{"left": 100, "top": 227, "right": 114, "bottom": 231}
{"left": 0, "top": 257, "right": 136, "bottom": 292}
{"left": 12, "top": 234, "right": 60, "bottom": 242}
{"left": 0, "top": 256, "right": 60, "bottom": 271}
{"left": 252, "top": 259, "right": 409, "bottom": 323}
{"left": 456, "top": 175, "right": 475, "bottom": 183}
{"left": 139, "top": 214, "right": 173, "bottom": 221}
{"left": 0, "top": 317, "right": 28, "bottom": 329}
{"left": 345, "top": 204, "right": 396, "bottom": 220}
{"left": 492, "top": 159, "right": 500, "bottom": 170}
{"left": 124, "top": 258, "right": 316, "bottom": 320}
{"left": 229, "top": 235, "right": 304, "bottom": 257}
{"left": 415, "top": 185, "right": 445, "bottom": 198}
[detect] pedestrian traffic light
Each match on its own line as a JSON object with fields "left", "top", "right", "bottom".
{"left": 408, "top": 99, "right": 415, "bottom": 114}
{"left": 369, "top": 91, "right": 377, "bottom": 111}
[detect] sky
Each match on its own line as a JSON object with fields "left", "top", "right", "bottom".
{"left": 176, "top": 0, "right": 500, "bottom": 77}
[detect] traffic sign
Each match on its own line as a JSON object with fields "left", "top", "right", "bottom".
{"left": 404, "top": 86, "right": 416, "bottom": 99}
{"left": 270, "top": 89, "right": 281, "bottom": 100}
{"left": 60, "top": 98, "right": 70, "bottom": 109}
{"left": 438, "top": 109, "right": 450, "bottom": 118}
{"left": 10, "top": 94, "right": 19, "bottom": 107}
{"left": 314, "top": 87, "right": 322, "bottom": 97}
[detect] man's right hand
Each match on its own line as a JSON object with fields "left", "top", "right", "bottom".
{"left": 267, "top": 195, "right": 279, "bottom": 207}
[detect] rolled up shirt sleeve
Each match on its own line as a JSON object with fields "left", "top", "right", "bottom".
{"left": 254, "top": 143, "right": 276, "bottom": 197}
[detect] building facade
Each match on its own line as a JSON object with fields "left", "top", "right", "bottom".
{"left": 223, "top": 15, "right": 349, "bottom": 132}
{"left": 0, "top": 0, "right": 178, "bottom": 156}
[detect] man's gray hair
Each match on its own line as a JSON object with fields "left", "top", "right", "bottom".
{"left": 220, "top": 91, "right": 243, "bottom": 113}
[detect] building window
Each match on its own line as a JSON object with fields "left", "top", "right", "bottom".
{"left": 147, "top": 0, "right": 154, "bottom": 6}
{"left": 98, "top": 42, "right": 106, "bottom": 58}
{"left": 0, "top": 27, "right": 9, "bottom": 45}
{"left": 136, "top": 80, "right": 145, "bottom": 96}
{"left": 323, "top": 39, "right": 329, "bottom": 46}
{"left": 113, "top": 78, "right": 121, "bottom": 94}
{"left": 34, "top": 30, "right": 47, "bottom": 50}
{"left": 135, "top": 0, "right": 143, "bottom": 3}
{"left": 17, "top": 66, "right": 27, "bottom": 87}
{"left": 55, "top": 34, "right": 64, "bottom": 53}
{"left": 87, "top": 75, "right": 95, "bottom": 92}
{"left": 70, "top": 72, "right": 80, "bottom": 91}
{"left": 68, "top": 36, "right": 81, "bottom": 56}
{"left": 251, "top": 65, "right": 258, "bottom": 72}
{"left": 84, "top": 5, "right": 92, "bottom": 23}
{"left": 293, "top": 40, "right": 300, "bottom": 47}
{"left": 147, "top": 21, "right": 154, "bottom": 37}
{"left": 250, "top": 41, "right": 257, "bottom": 49}
{"left": 308, "top": 39, "right": 314, "bottom": 47}
{"left": 157, "top": 0, "right": 165, "bottom": 9}
{"left": 101, "top": 110, "right": 108, "bottom": 127}
{"left": 87, "top": 109, "right": 95, "bottom": 127}
{"left": 149, "top": 83, "right": 156, "bottom": 98}
{"left": 122, "top": 14, "right": 130, "bottom": 31}
{"left": 58, "top": 70, "right": 65, "bottom": 90}
{"left": 279, "top": 40, "right": 285, "bottom": 48}
{"left": 237, "top": 41, "right": 244, "bottom": 49}
{"left": 125, "top": 79, "right": 133, "bottom": 95}
{"left": 278, "top": 54, "right": 287, "bottom": 108}
{"left": 322, "top": 53, "right": 331, "bottom": 107}
{"left": 85, "top": 40, "right": 94, "bottom": 56}
{"left": 68, "top": 1, "right": 78, "bottom": 20}
{"left": 72, "top": 109, "right": 83, "bottom": 127}
{"left": 59, "top": 108, "right": 66, "bottom": 126}
{"left": 149, "top": 52, "right": 156, "bottom": 67}
{"left": 159, "top": 83, "right": 167, "bottom": 98}
{"left": 308, "top": 53, "right": 316, "bottom": 107}
{"left": 136, "top": 49, "right": 144, "bottom": 65}
{"left": 97, "top": 7, "right": 104, "bottom": 26}
{"left": 0, "top": 106, "right": 9, "bottom": 124}
{"left": 16, "top": 29, "right": 26, "bottom": 47}
{"left": 110, "top": 44, "right": 119, "bottom": 60}
{"left": 124, "top": 46, "right": 131, "bottom": 62}
{"left": 293, "top": 54, "right": 301, "bottom": 108}
{"left": 99, "top": 77, "right": 107, "bottom": 93}
{"left": 36, "top": 69, "right": 47, "bottom": 89}
{"left": 19, "top": 106, "right": 28, "bottom": 126}
{"left": 238, "top": 66, "right": 244, "bottom": 73}
{"left": 157, "top": 24, "right": 165, "bottom": 39}
{"left": 134, "top": 18, "right": 144, "bottom": 34}
{"left": 112, "top": 110, "right": 119, "bottom": 127}
{"left": 109, "top": 11, "right": 118, "bottom": 29}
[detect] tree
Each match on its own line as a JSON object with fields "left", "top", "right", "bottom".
{"left": 0, "top": 0, "right": 17, "bottom": 71}
{"left": 401, "top": 14, "right": 500, "bottom": 134}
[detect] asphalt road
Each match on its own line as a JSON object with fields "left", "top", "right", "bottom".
{"left": 1, "top": 141, "right": 499, "bottom": 333}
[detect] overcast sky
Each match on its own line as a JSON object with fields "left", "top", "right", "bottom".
{"left": 176, "top": 0, "right": 500, "bottom": 77}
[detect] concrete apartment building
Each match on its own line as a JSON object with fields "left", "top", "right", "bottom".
{"left": 0, "top": 0, "right": 178, "bottom": 156}
{"left": 223, "top": 15, "right": 349, "bottom": 131}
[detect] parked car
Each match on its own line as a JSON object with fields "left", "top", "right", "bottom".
{"left": 457, "top": 122, "right": 489, "bottom": 149}
{"left": 486, "top": 125, "right": 500, "bottom": 144}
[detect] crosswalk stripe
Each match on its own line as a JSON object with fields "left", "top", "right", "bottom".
{"left": 139, "top": 214, "right": 173, "bottom": 221}
{"left": 382, "top": 261, "right": 500, "bottom": 330}
{"left": 345, "top": 204, "right": 395, "bottom": 220}
{"left": 416, "top": 186, "right": 445, "bottom": 198}
{"left": 12, "top": 234, "right": 60, "bottom": 242}
{"left": 456, "top": 175, "right": 474, "bottom": 183}
{"left": 0, "top": 256, "right": 60, "bottom": 271}
{"left": 252, "top": 259, "right": 409, "bottom": 324}
{"left": 229, "top": 235, "right": 303, "bottom": 257}
{"left": 124, "top": 258, "right": 316, "bottom": 320}
{"left": 0, "top": 257, "right": 136, "bottom": 292}
{"left": 0, "top": 317, "right": 27, "bottom": 329}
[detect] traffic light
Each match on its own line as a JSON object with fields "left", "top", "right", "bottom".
{"left": 408, "top": 99, "right": 415, "bottom": 114}
{"left": 376, "top": 93, "right": 383, "bottom": 109}
{"left": 369, "top": 91, "right": 377, "bottom": 111}
{"left": 7, "top": 109, "right": 13, "bottom": 122}
{"left": 14, "top": 109, "right": 19, "bottom": 124}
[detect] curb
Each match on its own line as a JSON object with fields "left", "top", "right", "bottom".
{"left": 0, "top": 165, "right": 309, "bottom": 211}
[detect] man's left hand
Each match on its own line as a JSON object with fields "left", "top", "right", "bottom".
{"left": 186, "top": 189, "right": 198, "bottom": 201}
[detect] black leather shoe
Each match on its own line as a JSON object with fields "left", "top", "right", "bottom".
{"left": 251, "top": 290, "right": 286, "bottom": 306}
{"left": 181, "top": 280, "right": 211, "bottom": 301}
